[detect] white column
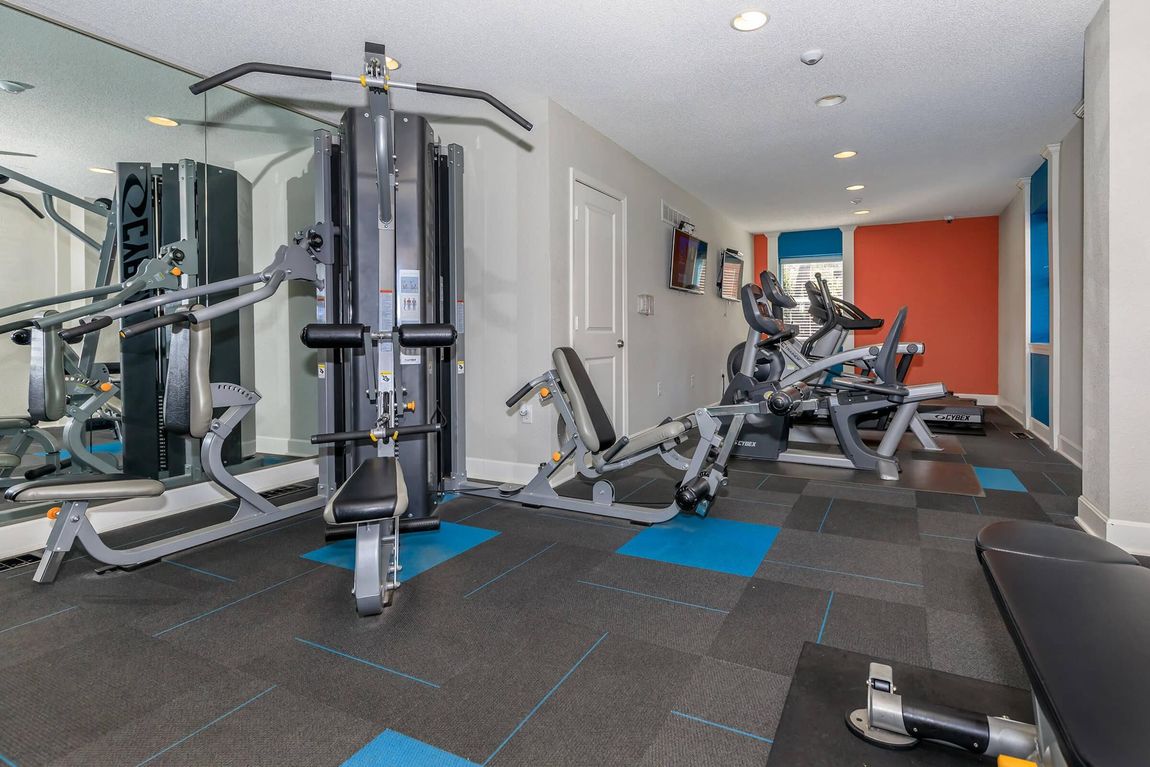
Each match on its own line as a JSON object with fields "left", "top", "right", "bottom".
{"left": 766, "top": 232, "right": 780, "bottom": 276}
{"left": 839, "top": 225, "right": 856, "bottom": 304}
{"left": 1078, "top": 0, "right": 1150, "bottom": 552}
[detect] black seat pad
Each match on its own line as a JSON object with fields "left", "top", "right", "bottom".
{"left": 329, "top": 457, "right": 400, "bottom": 524}
{"left": 981, "top": 541, "right": 1150, "bottom": 766}
{"left": 977, "top": 520, "right": 1139, "bottom": 565}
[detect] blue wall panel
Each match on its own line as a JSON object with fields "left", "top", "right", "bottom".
{"left": 1030, "top": 353, "right": 1050, "bottom": 426}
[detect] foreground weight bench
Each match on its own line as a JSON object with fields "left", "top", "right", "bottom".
{"left": 848, "top": 521, "right": 1149, "bottom": 765}
{"left": 324, "top": 457, "right": 407, "bottom": 617}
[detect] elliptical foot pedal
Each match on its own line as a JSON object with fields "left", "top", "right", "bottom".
{"left": 845, "top": 708, "right": 917, "bottom": 750}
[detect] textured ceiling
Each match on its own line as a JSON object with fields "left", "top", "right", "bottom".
{"left": 3, "top": 0, "right": 1098, "bottom": 230}
{"left": 0, "top": 5, "right": 325, "bottom": 200}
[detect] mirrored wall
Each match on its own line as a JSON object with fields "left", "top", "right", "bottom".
{"left": 0, "top": 4, "right": 329, "bottom": 523}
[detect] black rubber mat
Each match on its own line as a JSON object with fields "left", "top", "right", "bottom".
{"left": 768, "top": 643, "right": 1032, "bottom": 766}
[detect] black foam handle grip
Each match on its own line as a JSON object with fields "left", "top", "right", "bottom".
{"left": 326, "top": 515, "right": 441, "bottom": 541}
{"left": 120, "top": 311, "right": 191, "bottom": 339}
{"left": 311, "top": 430, "right": 373, "bottom": 445}
{"left": 393, "top": 423, "right": 443, "bottom": 437}
{"left": 600, "top": 435, "right": 631, "bottom": 464}
{"left": 415, "top": 83, "right": 533, "bottom": 131}
{"left": 300, "top": 323, "right": 368, "bottom": 349}
{"left": 60, "top": 315, "right": 113, "bottom": 343}
{"left": 190, "top": 63, "right": 333, "bottom": 95}
{"left": 397, "top": 323, "right": 457, "bottom": 348}
{"left": 506, "top": 382, "right": 535, "bottom": 408}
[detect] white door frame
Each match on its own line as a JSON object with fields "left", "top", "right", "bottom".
{"left": 1021, "top": 146, "right": 1061, "bottom": 446}
{"left": 568, "top": 168, "right": 628, "bottom": 434}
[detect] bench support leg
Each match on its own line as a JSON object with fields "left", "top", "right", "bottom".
{"left": 33, "top": 500, "right": 89, "bottom": 583}
{"left": 353, "top": 519, "right": 398, "bottom": 617}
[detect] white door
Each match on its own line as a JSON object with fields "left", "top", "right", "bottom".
{"left": 571, "top": 178, "right": 626, "bottom": 434}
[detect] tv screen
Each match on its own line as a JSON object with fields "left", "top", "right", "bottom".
{"left": 669, "top": 229, "right": 708, "bottom": 294}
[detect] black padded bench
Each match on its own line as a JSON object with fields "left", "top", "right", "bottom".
{"left": 977, "top": 521, "right": 1150, "bottom": 766}
{"left": 323, "top": 456, "right": 406, "bottom": 525}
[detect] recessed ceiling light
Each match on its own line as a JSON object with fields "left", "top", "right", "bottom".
{"left": 833, "top": 150, "right": 857, "bottom": 159}
{"left": 845, "top": 184, "right": 865, "bottom": 191}
{"left": 385, "top": 56, "right": 401, "bottom": 71}
{"left": 88, "top": 166, "right": 114, "bottom": 175}
{"left": 853, "top": 209, "right": 871, "bottom": 215}
{"left": 146, "top": 115, "right": 179, "bottom": 127}
{"left": 0, "top": 80, "right": 33, "bottom": 95}
{"left": 816, "top": 95, "right": 846, "bottom": 107}
{"left": 731, "top": 10, "right": 769, "bottom": 31}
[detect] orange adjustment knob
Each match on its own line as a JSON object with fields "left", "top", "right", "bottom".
{"left": 404, "top": 401, "right": 416, "bottom": 412}
{"left": 98, "top": 382, "right": 113, "bottom": 392}
{"left": 539, "top": 387, "right": 551, "bottom": 399}
{"left": 552, "top": 451, "right": 562, "bottom": 463}
{"left": 46, "top": 506, "right": 61, "bottom": 520}
{"left": 171, "top": 266, "right": 183, "bottom": 277}
{"left": 997, "top": 756, "right": 1038, "bottom": 767}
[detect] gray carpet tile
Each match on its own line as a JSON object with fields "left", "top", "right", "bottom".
{"left": 708, "top": 579, "right": 832, "bottom": 676}
{"left": 0, "top": 407, "right": 1086, "bottom": 766}
{"left": 816, "top": 592, "right": 930, "bottom": 668}
{"left": 926, "top": 607, "right": 1030, "bottom": 688}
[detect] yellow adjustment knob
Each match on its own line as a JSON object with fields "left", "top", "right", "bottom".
{"left": 405, "top": 401, "right": 416, "bottom": 412}
{"left": 171, "top": 266, "right": 183, "bottom": 277}
{"left": 47, "top": 506, "right": 61, "bottom": 520}
{"left": 552, "top": 451, "right": 562, "bottom": 463}
{"left": 539, "top": 387, "right": 551, "bottom": 399}
{"left": 98, "top": 382, "right": 113, "bottom": 392}
{"left": 369, "top": 432, "right": 379, "bottom": 443}
{"left": 392, "top": 431, "right": 399, "bottom": 442}
{"left": 998, "top": 756, "right": 1038, "bottom": 767}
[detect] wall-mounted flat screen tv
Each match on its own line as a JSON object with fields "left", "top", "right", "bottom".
{"left": 669, "top": 228, "right": 708, "bottom": 294}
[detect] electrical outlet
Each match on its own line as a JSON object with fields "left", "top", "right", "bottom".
{"left": 689, "top": 374, "right": 696, "bottom": 390}
{"left": 657, "top": 381, "right": 663, "bottom": 397}
{"left": 519, "top": 405, "right": 533, "bottom": 424}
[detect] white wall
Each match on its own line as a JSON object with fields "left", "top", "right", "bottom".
{"left": 233, "top": 148, "right": 318, "bottom": 457}
{"left": 997, "top": 187, "right": 1027, "bottom": 423}
{"left": 430, "top": 100, "right": 752, "bottom": 482}
{"left": 547, "top": 102, "right": 752, "bottom": 433}
{"left": 431, "top": 101, "right": 555, "bottom": 483}
{"left": 1079, "top": 0, "right": 1150, "bottom": 552}
{"left": 1056, "top": 120, "right": 1084, "bottom": 463}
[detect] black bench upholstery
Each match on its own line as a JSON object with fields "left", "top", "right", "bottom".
{"left": 324, "top": 457, "right": 407, "bottom": 525}
{"left": 977, "top": 521, "right": 1150, "bottom": 767}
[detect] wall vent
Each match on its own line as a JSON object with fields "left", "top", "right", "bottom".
{"left": 1, "top": 553, "right": 41, "bottom": 572}
{"left": 660, "top": 199, "right": 689, "bottom": 228}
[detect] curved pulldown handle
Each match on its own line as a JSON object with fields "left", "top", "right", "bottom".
{"left": 190, "top": 63, "right": 333, "bottom": 94}
{"left": 59, "top": 316, "right": 114, "bottom": 343}
{"left": 120, "top": 311, "right": 193, "bottom": 340}
{"left": 413, "top": 83, "right": 532, "bottom": 131}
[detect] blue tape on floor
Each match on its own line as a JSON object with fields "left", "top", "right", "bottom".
{"left": 670, "top": 711, "right": 774, "bottom": 744}
{"left": 342, "top": 730, "right": 479, "bottom": 767}
{"left": 972, "top": 466, "right": 1027, "bottom": 493}
{"left": 615, "top": 516, "right": 779, "bottom": 576}
{"left": 301, "top": 521, "right": 499, "bottom": 579}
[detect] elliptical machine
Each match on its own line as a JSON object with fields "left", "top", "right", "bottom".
{"left": 722, "top": 280, "right": 947, "bottom": 480}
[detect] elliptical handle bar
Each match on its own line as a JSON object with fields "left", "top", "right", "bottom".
{"left": 189, "top": 61, "right": 533, "bottom": 132}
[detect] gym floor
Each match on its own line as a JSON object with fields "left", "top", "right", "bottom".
{"left": 0, "top": 408, "right": 1082, "bottom": 767}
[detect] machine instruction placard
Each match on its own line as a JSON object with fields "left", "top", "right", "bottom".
{"left": 398, "top": 270, "right": 421, "bottom": 365}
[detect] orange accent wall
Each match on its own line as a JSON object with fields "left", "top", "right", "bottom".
{"left": 753, "top": 233, "right": 768, "bottom": 279}
{"left": 854, "top": 217, "right": 998, "bottom": 394}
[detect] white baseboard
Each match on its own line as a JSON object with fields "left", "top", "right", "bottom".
{"left": 1076, "top": 495, "right": 1150, "bottom": 555}
{"left": 466, "top": 457, "right": 541, "bottom": 485}
{"left": 465, "top": 456, "right": 574, "bottom": 486}
{"left": 256, "top": 436, "right": 318, "bottom": 457}
{"left": 1056, "top": 435, "right": 1083, "bottom": 468}
{"left": 955, "top": 393, "right": 999, "bottom": 406}
{"left": 998, "top": 401, "right": 1025, "bottom": 427}
{"left": 1026, "top": 418, "right": 1053, "bottom": 448}
{"left": 0, "top": 459, "right": 319, "bottom": 560}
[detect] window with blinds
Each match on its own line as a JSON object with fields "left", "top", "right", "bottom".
{"left": 779, "top": 260, "right": 844, "bottom": 338}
